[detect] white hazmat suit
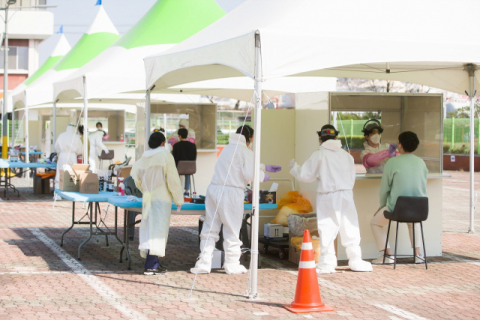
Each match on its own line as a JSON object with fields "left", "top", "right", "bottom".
{"left": 88, "top": 131, "right": 109, "bottom": 173}
{"left": 290, "top": 139, "right": 372, "bottom": 273}
{"left": 360, "top": 142, "right": 390, "bottom": 173}
{"left": 54, "top": 125, "right": 83, "bottom": 189}
{"left": 131, "top": 147, "right": 184, "bottom": 258}
{"left": 191, "top": 133, "right": 266, "bottom": 275}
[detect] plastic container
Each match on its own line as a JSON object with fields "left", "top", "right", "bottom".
{"left": 118, "top": 177, "right": 125, "bottom": 196}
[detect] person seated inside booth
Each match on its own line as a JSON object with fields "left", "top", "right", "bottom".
{"left": 370, "top": 131, "right": 428, "bottom": 264}
{"left": 172, "top": 128, "right": 197, "bottom": 197}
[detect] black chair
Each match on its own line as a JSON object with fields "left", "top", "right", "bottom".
{"left": 123, "top": 176, "right": 142, "bottom": 240}
{"left": 383, "top": 196, "right": 428, "bottom": 269}
{"left": 177, "top": 160, "right": 196, "bottom": 196}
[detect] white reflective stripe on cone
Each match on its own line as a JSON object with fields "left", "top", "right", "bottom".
{"left": 301, "top": 242, "right": 313, "bottom": 250}
{"left": 299, "top": 261, "right": 316, "bottom": 269}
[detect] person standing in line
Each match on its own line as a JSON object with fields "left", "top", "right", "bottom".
{"left": 131, "top": 132, "right": 184, "bottom": 275}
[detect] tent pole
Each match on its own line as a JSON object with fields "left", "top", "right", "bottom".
{"left": 11, "top": 104, "right": 14, "bottom": 149}
{"left": 25, "top": 95, "right": 29, "bottom": 164}
{"left": 52, "top": 100, "right": 57, "bottom": 152}
{"left": 250, "top": 31, "right": 262, "bottom": 300}
{"left": 468, "top": 66, "right": 476, "bottom": 234}
{"left": 145, "top": 89, "right": 151, "bottom": 151}
{"left": 83, "top": 76, "right": 88, "bottom": 164}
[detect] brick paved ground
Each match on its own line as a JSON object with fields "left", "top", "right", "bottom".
{"left": 0, "top": 171, "right": 479, "bottom": 319}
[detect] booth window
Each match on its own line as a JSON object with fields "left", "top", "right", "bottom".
{"left": 330, "top": 93, "right": 443, "bottom": 173}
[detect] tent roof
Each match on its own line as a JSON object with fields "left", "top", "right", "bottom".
{"left": 12, "top": 5, "right": 119, "bottom": 109}
{"left": 10, "top": 34, "right": 71, "bottom": 102}
{"left": 53, "top": 0, "right": 225, "bottom": 102}
{"left": 144, "top": 0, "right": 480, "bottom": 95}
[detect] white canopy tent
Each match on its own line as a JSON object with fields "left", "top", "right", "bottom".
{"left": 144, "top": 0, "right": 480, "bottom": 298}
{"left": 12, "top": 5, "right": 120, "bottom": 163}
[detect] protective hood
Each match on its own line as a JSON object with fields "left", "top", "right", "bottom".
{"left": 228, "top": 133, "right": 247, "bottom": 146}
{"left": 179, "top": 119, "right": 189, "bottom": 129}
{"left": 66, "top": 125, "right": 77, "bottom": 135}
{"left": 321, "top": 139, "right": 342, "bottom": 151}
{"left": 143, "top": 146, "right": 165, "bottom": 158}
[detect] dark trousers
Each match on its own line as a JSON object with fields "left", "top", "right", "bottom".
{"left": 145, "top": 251, "right": 160, "bottom": 269}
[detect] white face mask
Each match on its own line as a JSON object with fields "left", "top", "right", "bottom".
{"left": 370, "top": 133, "right": 381, "bottom": 144}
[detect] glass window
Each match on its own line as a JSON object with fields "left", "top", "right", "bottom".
{"left": 17, "top": 46, "right": 28, "bottom": 69}
{"left": 330, "top": 93, "right": 443, "bottom": 173}
{"left": 0, "top": 46, "right": 29, "bottom": 70}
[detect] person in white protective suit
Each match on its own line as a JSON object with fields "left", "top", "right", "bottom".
{"left": 131, "top": 132, "right": 184, "bottom": 275}
{"left": 190, "top": 125, "right": 282, "bottom": 275}
{"left": 54, "top": 124, "right": 83, "bottom": 199}
{"left": 168, "top": 119, "right": 196, "bottom": 147}
{"left": 360, "top": 119, "right": 399, "bottom": 174}
{"left": 289, "top": 124, "right": 372, "bottom": 274}
{"left": 87, "top": 124, "right": 109, "bottom": 173}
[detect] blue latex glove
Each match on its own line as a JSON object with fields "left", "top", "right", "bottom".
{"left": 263, "top": 173, "right": 271, "bottom": 182}
{"left": 265, "top": 165, "right": 282, "bottom": 173}
{"left": 388, "top": 143, "right": 397, "bottom": 154}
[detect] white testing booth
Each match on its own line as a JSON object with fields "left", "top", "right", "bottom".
{"left": 259, "top": 92, "right": 445, "bottom": 260}
{"left": 12, "top": 103, "right": 136, "bottom": 166}
{"left": 135, "top": 102, "right": 217, "bottom": 196}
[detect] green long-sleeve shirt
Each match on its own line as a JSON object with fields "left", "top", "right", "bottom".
{"left": 379, "top": 154, "right": 428, "bottom": 212}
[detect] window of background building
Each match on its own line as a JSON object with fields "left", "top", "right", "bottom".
{"left": 0, "top": 46, "right": 28, "bottom": 70}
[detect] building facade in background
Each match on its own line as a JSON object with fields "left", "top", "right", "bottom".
{"left": 0, "top": 0, "right": 53, "bottom": 95}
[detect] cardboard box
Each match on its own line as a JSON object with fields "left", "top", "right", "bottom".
{"left": 117, "top": 166, "right": 132, "bottom": 186}
{"left": 264, "top": 223, "right": 283, "bottom": 239}
{"left": 33, "top": 175, "right": 51, "bottom": 194}
{"left": 58, "top": 167, "right": 79, "bottom": 192}
{"left": 288, "top": 231, "right": 336, "bottom": 265}
{"left": 57, "top": 164, "right": 90, "bottom": 192}
{"left": 79, "top": 171, "right": 99, "bottom": 194}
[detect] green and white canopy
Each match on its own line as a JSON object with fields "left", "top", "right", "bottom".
{"left": 53, "top": 0, "right": 225, "bottom": 101}
{"left": 9, "top": 33, "right": 70, "bottom": 112}
{"left": 13, "top": 5, "right": 119, "bottom": 109}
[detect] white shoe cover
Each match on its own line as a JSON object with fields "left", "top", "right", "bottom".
{"left": 372, "top": 255, "right": 395, "bottom": 265}
{"left": 223, "top": 263, "right": 247, "bottom": 275}
{"left": 316, "top": 266, "right": 336, "bottom": 274}
{"left": 190, "top": 256, "right": 212, "bottom": 274}
{"left": 349, "top": 259, "right": 373, "bottom": 272}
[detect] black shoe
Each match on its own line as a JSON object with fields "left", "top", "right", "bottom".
{"left": 144, "top": 266, "right": 167, "bottom": 275}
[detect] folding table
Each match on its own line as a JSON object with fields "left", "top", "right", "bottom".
{"left": 107, "top": 196, "right": 277, "bottom": 269}
{"left": 0, "top": 160, "right": 56, "bottom": 199}
{"left": 55, "top": 189, "right": 124, "bottom": 260}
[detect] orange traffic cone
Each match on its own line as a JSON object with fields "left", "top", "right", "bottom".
{"left": 284, "top": 230, "right": 334, "bottom": 314}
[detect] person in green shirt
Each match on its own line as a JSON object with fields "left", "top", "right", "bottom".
{"left": 370, "top": 131, "right": 428, "bottom": 264}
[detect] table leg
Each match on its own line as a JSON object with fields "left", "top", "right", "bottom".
{"left": 94, "top": 202, "right": 109, "bottom": 246}
{"left": 113, "top": 206, "right": 123, "bottom": 246}
{"left": 6, "top": 170, "right": 9, "bottom": 200}
{"left": 61, "top": 202, "right": 76, "bottom": 246}
{"left": 120, "top": 209, "right": 126, "bottom": 263}
{"left": 78, "top": 203, "right": 93, "bottom": 260}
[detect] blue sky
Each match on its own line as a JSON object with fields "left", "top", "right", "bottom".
{"left": 39, "top": 0, "right": 245, "bottom": 64}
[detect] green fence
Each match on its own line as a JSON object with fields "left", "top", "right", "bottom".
{"left": 443, "top": 118, "right": 480, "bottom": 154}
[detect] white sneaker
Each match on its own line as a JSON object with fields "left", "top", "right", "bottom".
{"left": 349, "top": 259, "right": 373, "bottom": 272}
{"left": 372, "top": 255, "right": 395, "bottom": 265}
{"left": 223, "top": 263, "right": 247, "bottom": 275}
{"left": 415, "top": 255, "right": 425, "bottom": 264}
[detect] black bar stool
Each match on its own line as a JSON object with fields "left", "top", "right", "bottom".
{"left": 383, "top": 196, "right": 428, "bottom": 269}
{"left": 177, "top": 160, "right": 196, "bottom": 196}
